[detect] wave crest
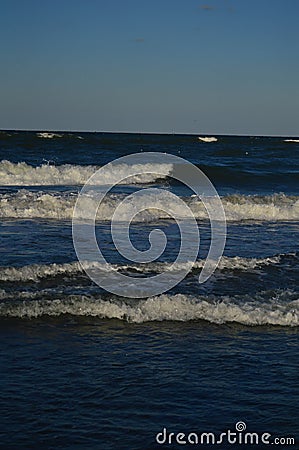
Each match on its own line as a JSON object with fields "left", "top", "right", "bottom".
{"left": 0, "top": 291, "right": 297, "bottom": 326}
{"left": 0, "top": 160, "right": 172, "bottom": 186}
{"left": 0, "top": 191, "right": 298, "bottom": 221}
{"left": 0, "top": 253, "right": 294, "bottom": 282}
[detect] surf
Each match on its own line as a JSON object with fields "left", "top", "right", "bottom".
{"left": 0, "top": 160, "right": 173, "bottom": 186}
{"left": 0, "top": 190, "right": 298, "bottom": 221}
{"left": 0, "top": 290, "right": 297, "bottom": 326}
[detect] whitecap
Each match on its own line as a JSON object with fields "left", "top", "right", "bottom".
{"left": 1, "top": 190, "right": 298, "bottom": 221}
{"left": 36, "top": 132, "right": 63, "bottom": 139}
{"left": 198, "top": 136, "right": 218, "bottom": 142}
{"left": 0, "top": 290, "right": 297, "bottom": 326}
{"left": 0, "top": 253, "right": 292, "bottom": 282}
{"left": 0, "top": 160, "right": 173, "bottom": 186}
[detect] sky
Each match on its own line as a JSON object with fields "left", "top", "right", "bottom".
{"left": 0, "top": 0, "right": 298, "bottom": 135}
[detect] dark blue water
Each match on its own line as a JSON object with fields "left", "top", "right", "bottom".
{"left": 0, "top": 131, "right": 298, "bottom": 449}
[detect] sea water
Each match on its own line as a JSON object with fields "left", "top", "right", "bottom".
{"left": 0, "top": 131, "right": 298, "bottom": 449}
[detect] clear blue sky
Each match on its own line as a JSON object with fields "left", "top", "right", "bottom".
{"left": 0, "top": 0, "right": 298, "bottom": 135}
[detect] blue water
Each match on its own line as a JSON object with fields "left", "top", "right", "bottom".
{"left": 0, "top": 131, "right": 298, "bottom": 449}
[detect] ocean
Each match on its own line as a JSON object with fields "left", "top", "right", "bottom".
{"left": 0, "top": 131, "right": 298, "bottom": 449}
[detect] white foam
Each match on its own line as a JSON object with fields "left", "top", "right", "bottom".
{"left": 0, "top": 190, "right": 298, "bottom": 221}
{"left": 36, "top": 132, "right": 63, "bottom": 139}
{"left": 0, "top": 191, "right": 76, "bottom": 219}
{"left": 0, "top": 261, "right": 81, "bottom": 282}
{"left": 284, "top": 139, "right": 299, "bottom": 143}
{"left": 0, "top": 254, "right": 289, "bottom": 282}
{"left": 220, "top": 194, "right": 299, "bottom": 221}
{"left": 121, "top": 254, "right": 284, "bottom": 274}
{"left": 0, "top": 290, "right": 297, "bottom": 326}
{"left": 191, "top": 193, "right": 299, "bottom": 221}
{"left": 198, "top": 136, "right": 218, "bottom": 142}
{"left": 0, "top": 160, "right": 172, "bottom": 186}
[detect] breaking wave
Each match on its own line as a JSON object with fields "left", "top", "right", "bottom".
{"left": 0, "top": 160, "right": 173, "bottom": 186}
{"left": 0, "top": 253, "right": 294, "bottom": 282}
{"left": 0, "top": 190, "right": 298, "bottom": 221}
{"left": 0, "top": 290, "right": 297, "bottom": 326}
{"left": 220, "top": 193, "right": 299, "bottom": 221}
{"left": 36, "top": 132, "right": 63, "bottom": 139}
{"left": 198, "top": 136, "right": 218, "bottom": 142}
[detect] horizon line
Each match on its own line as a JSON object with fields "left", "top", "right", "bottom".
{"left": 0, "top": 128, "right": 298, "bottom": 138}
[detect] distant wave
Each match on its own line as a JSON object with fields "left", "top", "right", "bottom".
{"left": 36, "top": 132, "right": 84, "bottom": 140}
{"left": 284, "top": 139, "right": 299, "bottom": 143}
{"left": 0, "top": 253, "right": 292, "bottom": 282}
{"left": 0, "top": 191, "right": 298, "bottom": 221}
{"left": 36, "top": 132, "right": 63, "bottom": 139}
{"left": 0, "top": 131, "right": 12, "bottom": 137}
{"left": 0, "top": 289, "right": 297, "bottom": 326}
{"left": 0, "top": 160, "right": 172, "bottom": 186}
{"left": 198, "top": 136, "right": 218, "bottom": 142}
